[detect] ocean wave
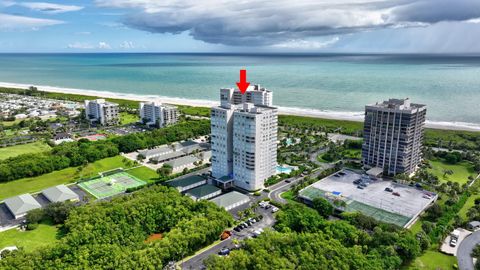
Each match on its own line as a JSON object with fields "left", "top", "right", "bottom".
{"left": 1, "top": 81, "right": 479, "bottom": 132}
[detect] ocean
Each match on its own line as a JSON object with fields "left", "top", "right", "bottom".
{"left": 0, "top": 53, "right": 479, "bottom": 126}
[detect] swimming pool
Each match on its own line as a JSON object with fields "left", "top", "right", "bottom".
{"left": 276, "top": 165, "right": 294, "bottom": 174}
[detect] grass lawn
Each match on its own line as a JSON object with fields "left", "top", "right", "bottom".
{"left": 409, "top": 219, "right": 423, "bottom": 235}
{"left": 120, "top": 112, "right": 139, "bottom": 125}
{"left": 126, "top": 166, "right": 158, "bottom": 183}
{"left": 0, "top": 221, "right": 59, "bottom": 252}
{"left": 1, "top": 119, "right": 22, "bottom": 127}
{"left": 458, "top": 194, "right": 480, "bottom": 219}
{"left": 0, "top": 141, "right": 51, "bottom": 161}
{"left": 280, "top": 190, "right": 299, "bottom": 204}
{"left": 0, "top": 156, "right": 134, "bottom": 200}
{"left": 428, "top": 159, "right": 477, "bottom": 184}
{"left": 406, "top": 250, "right": 457, "bottom": 270}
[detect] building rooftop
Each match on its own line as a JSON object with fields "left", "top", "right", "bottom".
{"left": 166, "top": 155, "right": 199, "bottom": 168}
{"left": 139, "top": 146, "right": 174, "bottom": 158}
{"left": 368, "top": 98, "right": 426, "bottom": 111}
{"left": 166, "top": 175, "right": 206, "bottom": 188}
{"left": 4, "top": 194, "right": 41, "bottom": 217}
{"left": 151, "top": 151, "right": 185, "bottom": 162}
{"left": 42, "top": 185, "right": 79, "bottom": 203}
{"left": 186, "top": 184, "right": 221, "bottom": 199}
{"left": 209, "top": 191, "right": 250, "bottom": 209}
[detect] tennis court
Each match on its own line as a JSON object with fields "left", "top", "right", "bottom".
{"left": 298, "top": 169, "right": 436, "bottom": 228}
{"left": 346, "top": 200, "right": 411, "bottom": 227}
{"left": 78, "top": 171, "right": 146, "bottom": 199}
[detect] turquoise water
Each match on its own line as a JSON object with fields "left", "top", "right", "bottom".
{"left": 276, "top": 165, "right": 293, "bottom": 174}
{"left": 0, "top": 53, "right": 479, "bottom": 124}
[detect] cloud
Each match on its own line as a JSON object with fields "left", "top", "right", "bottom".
{"left": 18, "top": 2, "right": 83, "bottom": 14}
{"left": 0, "top": 13, "right": 63, "bottom": 31}
{"left": 119, "top": 41, "right": 134, "bottom": 49}
{"left": 94, "top": 0, "right": 480, "bottom": 46}
{"left": 67, "top": 42, "right": 112, "bottom": 50}
{"left": 98, "top": 42, "right": 111, "bottom": 49}
{"left": 67, "top": 42, "right": 95, "bottom": 49}
{"left": 273, "top": 37, "right": 340, "bottom": 50}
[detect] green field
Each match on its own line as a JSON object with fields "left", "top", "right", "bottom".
{"left": 126, "top": 166, "right": 158, "bottom": 183}
{"left": 406, "top": 250, "right": 457, "bottom": 270}
{"left": 120, "top": 112, "right": 139, "bottom": 125}
{"left": 0, "top": 156, "right": 135, "bottom": 200}
{"left": 0, "top": 141, "right": 51, "bottom": 161}
{"left": 1, "top": 119, "right": 22, "bottom": 127}
{"left": 0, "top": 221, "right": 59, "bottom": 252}
{"left": 428, "top": 159, "right": 477, "bottom": 184}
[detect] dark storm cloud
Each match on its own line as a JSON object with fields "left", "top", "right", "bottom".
{"left": 95, "top": 0, "right": 480, "bottom": 46}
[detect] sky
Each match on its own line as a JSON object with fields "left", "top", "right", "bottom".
{"left": 0, "top": 0, "right": 480, "bottom": 53}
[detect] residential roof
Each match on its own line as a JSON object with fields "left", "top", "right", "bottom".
{"left": 209, "top": 191, "right": 250, "bottom": 209}
{"left": 151, "top": 151, "right": 185, "bottom": 162}
{"left": 139, "top": 145, "right": 173, "bottom": 157}
{"left": 166, "top": 175, "right": 206, "bottom": 188}
{"left": 4, "top": 194, "right": 41, "bottom": 216}
{"left": 166, "top": 155, "right": 199, "bottom": 168}
{"left": 42, "top": 185, "right": 79, "bottom": 203}
{"left": 186, "top": 184, "right": 221, "bottom": 199}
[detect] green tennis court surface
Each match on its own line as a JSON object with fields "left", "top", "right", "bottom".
{"left": 346, "top": 200, "right": 410, "bottom": 227}
{"left": 299, "top": 186, "right": 411, "bottom": 227}
{"left": 78, "top": 172, "right": 146, "bottom": 199}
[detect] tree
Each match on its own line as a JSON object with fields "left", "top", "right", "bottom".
{"left": 26, "top": 208, "right": 45, "bottom": 225}
{"left": 443, "top": 169, "right": 454, "bottom": 178}
{"left": 312, "top": 197, "right": 334, "bottom": 218}
{"left": 157, "top": 164, "right": 173, "bottom": 177}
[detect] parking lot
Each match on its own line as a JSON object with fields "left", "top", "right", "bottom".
{"left": 300, "top": 170, "right": 437, "bottom": 227}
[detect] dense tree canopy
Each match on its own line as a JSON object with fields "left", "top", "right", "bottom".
{"left": 0, "top": 186, "right": 232, "bottom": 269}
{"left": 206, "top": 204, "right": 422, "bottom": 270}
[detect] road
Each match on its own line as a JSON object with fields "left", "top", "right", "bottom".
{"left": 180, "top": 207, "right": 276, "bottom": 270}
{"left": 457, "top": 230, "right": 480, "bottom": 270}
{"left": 269, "top": 166, "right": 333, "bottom": 204}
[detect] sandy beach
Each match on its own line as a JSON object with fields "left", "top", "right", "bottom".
{"left": 1, "top": 81, "right": 479, "bottom": 132}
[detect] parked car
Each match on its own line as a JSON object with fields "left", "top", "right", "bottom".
{"left": 285, "top": 179, "right": 291, "bottom": 183}
{"left": 234, "top": 226, "right": 242, "bottom": 232}
{"left": 423, "top": 194, "right": 432, "bottom": 199}
{"left": 357, "top": 185, "right": 364, "bottom": 190}
{"left": 384, "top": 187, "right": 393, "bottom": 192}
{"left": 450, "top": 238, "right": 458, "bottom": 247}
{"left": 265, "top": 204, "right": 272, "bottom": 209}
{"left": 218, "top": 248, "right": 230, "bottom": 256}
{"left": 415, "top": 183, "right": 423, "bottom": 188}
{"left": 272, "top": 207, "right": 279, "bottom": 213}
{"left": 353, "top": 179, "right": 361, "bottom": 184}
{"left": 392, "top": 192, "right": 400, "bottom": 196}
{"left": 338, "top": 172, "right": 346, "bottom": 176}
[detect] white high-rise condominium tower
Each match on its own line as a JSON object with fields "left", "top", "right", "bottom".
{"left": 139, "top": 101, "right": 178, "bottom": 127}
{"left": 211, "top": 84, "right": 277, "bottom": 191}
{"left": 233, "top": 103, "right": 277, "bottom": 191}
{"left": 84, "top": 99, "right": 119, "bottom": 126}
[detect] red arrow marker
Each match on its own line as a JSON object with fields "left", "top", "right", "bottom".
{"left": 236, "top": 69, "right": 250, "bottom": 94}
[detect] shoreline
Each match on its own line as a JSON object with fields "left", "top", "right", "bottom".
{"left": 1, "top": 81, "right": 479, "bottom": 132}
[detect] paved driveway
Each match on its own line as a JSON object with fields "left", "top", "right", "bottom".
{"left": 180, "top": 207, "right": 276, "bottom": 269}
{"left": 458, "top": 230, "right": 480, "bottom": 270}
